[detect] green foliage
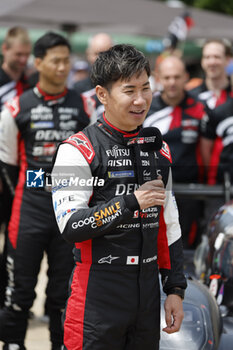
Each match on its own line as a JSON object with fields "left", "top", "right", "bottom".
{"left": 194, "top": 0, "right": 233, "bottom": 15}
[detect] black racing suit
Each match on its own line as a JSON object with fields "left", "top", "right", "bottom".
{"left": 189, "top": 80, "right": 232, "bottom": 226}
{"left": 144, "top": 92, "right": 205, "bottom": 248}
{"left": 189, "top": 80, "right": 231, "bottom": 185}
{"left": 0, "top": 84, "right": 89, "bottom": 348}
{"left": 52, "top": 114, "right": 187, "bottom": 350}
{"left": 0, "top": 68, "right": 29, "bottom": 308}
{"left": 74, "top": 76, "right": 104, "bottom": 123}
{"left": 201, "top": 93, "right": 233, "bottom": 182}
{"left": 73, "top": 76, "right": 93, "bottom": 95}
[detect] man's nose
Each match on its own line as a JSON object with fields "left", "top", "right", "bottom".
{"left": 133, "top": 93, "right": 145, "bottom": 105}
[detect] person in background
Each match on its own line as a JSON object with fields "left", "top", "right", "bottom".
{"left": 150, "top": 48, "right": 183, "bottom": 93}
{"left": 0, "top": 26, "right": 31, "bottom": 308}
{"left": 189, "top": 39, "right": 232, "bottom": 185}
{"left": 189, "top": 39, "right": 233, "bottom": 225}
{"left": 74, "top": 32, "right": 113, "bottom": 122}
{"left": 0, "top": 27, "right": 31, "bottom": 111}
{"left": 144, "top": 55, "right": 205, "bottom": 249}
{"left": 67, "top": 59, "right": 89, "bottom": 88}
{"left": 74, "top": 32, "right": 113, "bottom": 95}
{"left": 200, "top": 94, "right": 233, "bottom": 186}
{"left": 52, "top": 44, "right": 186, "bottom": 350}
{"left": 0, "top": 31, "right": 89, "bottom": 350}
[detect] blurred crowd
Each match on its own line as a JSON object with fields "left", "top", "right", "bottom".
{"left": 0, "top": 26, "right": 232, "bottom": 349}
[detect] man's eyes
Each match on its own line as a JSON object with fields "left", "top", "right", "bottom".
{"left": 124, "top": 87, "right": 150, "bottom": 93}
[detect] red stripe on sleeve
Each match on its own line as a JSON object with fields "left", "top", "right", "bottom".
{"left": 157, "top": 207, "right": 171, "bottom": 270}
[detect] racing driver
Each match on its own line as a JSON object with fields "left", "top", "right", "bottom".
{"left": 0, "top": 32, "right": 89, "bottom": 350}
{"left": 52, "top": 44, "right": 187, "bottom": 350}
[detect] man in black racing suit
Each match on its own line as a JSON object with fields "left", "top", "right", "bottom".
{"left": 144, "top": 56, "right": 206, "bottom": 249}
{"left": 201, "top": 92, "right": 233, "bottom": 183}
{"left": 189, "top": 39, "right": 232, "bottom": 186}
{"left": 74, "top": 33, "right": 113, "bottom": 124}
{"left": 52, "top": 44, "right": 187, "bottom": 350}
{"left": 0, "top": 27, "right": 31, "bottom": 308}
{"left": 0, "top": 32, "right": 89, "bottom": 350}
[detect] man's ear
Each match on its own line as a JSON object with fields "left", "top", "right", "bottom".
{"left": 96, "top": 85, "right": 108, "bottom": 105}
{"left": 1, "top": 43, "right": 7, "bottom": 56}
{"left": 34, "top": 57, "right": 43, "bottom": 72}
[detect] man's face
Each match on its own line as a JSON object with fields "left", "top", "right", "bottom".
{"left": 201, "top": 42, "right": 228, "bottom": 80}
{"left": 35, "top": 45, "right": 71, "bottom": 88}
{"left": 99, "top": 70, "right": 152, "bottom": 131}
{"left": 2, "top": 40, "right": 31, "bottom": 74}
{"left": 158, "top": 59, "right": 187, "bottom": 101}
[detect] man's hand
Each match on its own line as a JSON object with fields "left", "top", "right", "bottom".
{"left": 162, "top": 294, "right": 184, "bottom": 334}
{"left": 134, "top": 177, "right": 165, "bottom": 210}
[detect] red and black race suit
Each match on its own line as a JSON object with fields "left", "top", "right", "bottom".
{"left": 52, "top": 113, "right": 187, "bottom": 350}
{"left": 189, "top": 80, "right": 231, "bottom": 184}
{"left": 0, "top": 67, "right": 29, "bottom": 308}
{"left": 144, "top": 92, "right": 205, "bottom": 183}
{"left": 0, "top": 84, "right": 89, "bottom": 346}
{"left": 201, "top": 92, "right": 233, "bottom": 183}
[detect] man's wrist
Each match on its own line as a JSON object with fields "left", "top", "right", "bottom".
{"left": 166, "top": 287, "right": 185, "bottom": 300}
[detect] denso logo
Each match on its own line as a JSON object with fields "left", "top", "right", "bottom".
{"left": 35, "top": 130, "right": 74, "bottom": 140}
{"left": 106, "top": 145, "right": 130, "bottom": 158}
{"left": 115, "top": 183, "right": 139, "bottom": 195}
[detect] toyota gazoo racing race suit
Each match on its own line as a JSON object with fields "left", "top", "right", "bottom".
{"left": 0, "top": 84, "right": 89, "bottom": 349}
{"left": 74, "top": 75, "right": 105, "bottom": 124}
{"left": 144, "top": 92, "right": 205, "bottom": 248}
{"left": 189, "top": 80, "right": 231, "bottom": 185}
{"left": 52, "top": 113, "right": 187, "bottom": 350}
{"left": 0, "top": 67, "right": 29, "bottom": 308}
{"left": 201, "top": 92, "right": 233, "bottom": 183}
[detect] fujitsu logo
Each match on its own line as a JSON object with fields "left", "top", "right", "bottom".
{"left": 106, "top": 145, "right": 130, "bottom": 158}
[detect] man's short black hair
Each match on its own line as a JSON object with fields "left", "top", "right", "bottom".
{"left": 90, "top": 44, "right": 151, "bottom": 90}
{"left": 33, "top": 32, "right": 71, "bottom": 58}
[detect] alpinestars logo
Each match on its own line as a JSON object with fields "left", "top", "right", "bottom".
{"left": 98, "top": 255, "right": 119, "bottom": 264}
{"left": 68, "top": 132, "right": 95, "bottom": 163}
{"left": 26, "top": 168, "right": 45, "bottom": 187}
